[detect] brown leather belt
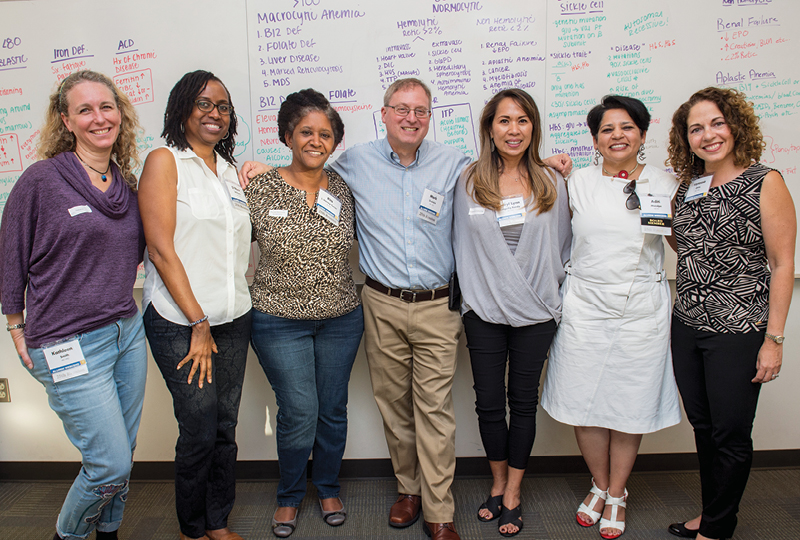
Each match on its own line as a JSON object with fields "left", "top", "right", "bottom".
{"left": 365, "top": 276, "right": 449, "bottom": 303}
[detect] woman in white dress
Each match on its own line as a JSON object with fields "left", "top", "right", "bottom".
{"left": 541, "top": 95, "right": 682, "bottom": 539}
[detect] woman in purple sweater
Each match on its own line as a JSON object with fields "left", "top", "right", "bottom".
{"left": 0, "top": 70, "right": 146, "bottom": 540}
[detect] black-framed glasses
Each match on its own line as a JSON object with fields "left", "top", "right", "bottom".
{"left": 386, "top": 105, "right": 431, "bottom": 118}
{"left": 195, "top": 100, "right": 233, "bottom": 115}
{"left": 623, "top": 179, "right": 640, "bottom": 210}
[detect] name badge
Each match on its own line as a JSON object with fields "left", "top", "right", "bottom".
{"left": 685, "top": 175, "right": 712, "bottom": 202}
{"left": 418, "top": 188, "right": 444, "bottom": 224}
{"left": 68, "top": 205, "right": 92, "bottom": 217}
{"left": 640, "top": 194, "right": 673, "bottom": 235}
{"left": 269, "top": 209, "right": 288, "bottom": 218}
{"left": 43, "top": 338, "right": 89, "bottom": 383}
{"left": 315, "top": 188, "right": 342, "bottom": 226}
{"left": 226, "top": 181, "right": 249, "bottom": 213}
{"left": 496, "top": 196, "right": 526, "bottom": 227}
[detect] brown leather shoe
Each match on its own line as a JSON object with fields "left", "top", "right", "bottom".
{"left": 389, "top": 494, "right": 421, "bottom": 528}
{"left": 423, "top": 521, "right": 461, "bottom": 540}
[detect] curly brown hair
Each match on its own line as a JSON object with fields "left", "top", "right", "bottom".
{"left": 667, "top": 86, "right": 764, "bottom": 184}
{"left": 38, "top": 70, "right": 143, "bottom": 189}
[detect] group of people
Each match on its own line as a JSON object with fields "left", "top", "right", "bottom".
{"left": 0, "top": 68, "right": 793, "bottom": 540}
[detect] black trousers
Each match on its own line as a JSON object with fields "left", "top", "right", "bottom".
{"left": 671, "top": 316, "right": 763, "bottom": 540}
{"left": 144, "top": 304, "right": 252, "bottom": 538}
{"left": 463, "top": 311, "right": 556, "bottom": 470}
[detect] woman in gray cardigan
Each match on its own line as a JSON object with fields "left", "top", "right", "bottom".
{"left": 452, "top": 88, "right": 572, "bottom": 538}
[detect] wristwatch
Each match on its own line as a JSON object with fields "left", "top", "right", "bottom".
{"left": 765, "top": 332, "right": 785, "bottom": 344}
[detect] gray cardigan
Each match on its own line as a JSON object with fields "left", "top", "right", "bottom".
{"left": 452, "top": 168, "right": 572, "bottom": 326}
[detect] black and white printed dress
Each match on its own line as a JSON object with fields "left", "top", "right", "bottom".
{"left": 673, "top": 162, "right": 773, "bottom": 333}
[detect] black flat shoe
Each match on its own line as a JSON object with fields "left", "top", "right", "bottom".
{"left": 668, "top": 522, "right": 699, "bottom": 538}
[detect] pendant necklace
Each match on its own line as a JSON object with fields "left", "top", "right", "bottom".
{"left": 603, "top": 161, "right": 639, "bottom": 179}
{"left": 75, "top": 151, "right": 111, "bottom": 182}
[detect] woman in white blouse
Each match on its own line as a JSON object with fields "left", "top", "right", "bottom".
{"left": 138, "top": 71, "right": 252, "bottom": 540}
{"left": 452, "top": 88, "right": 572, "bottom": 538}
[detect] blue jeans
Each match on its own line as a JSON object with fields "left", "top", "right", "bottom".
{"left": 143, "top": 304, "right": 251, "bottom": 538}
{"left": 250, "top": 306, "right": 364, "bottom": 507}
{"left": 25, "top": 315, "right": 147, "bottom": 540}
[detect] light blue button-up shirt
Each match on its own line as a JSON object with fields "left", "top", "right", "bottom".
{"left": 330, "top": 137, "right": 472, "bottom": 290}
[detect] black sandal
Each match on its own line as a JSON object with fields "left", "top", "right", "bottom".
{"left": 477, "top": 494, "right": 504, "bottom": 522}
{"left": 498, "top": 505, "right": 523, "bottom": 538}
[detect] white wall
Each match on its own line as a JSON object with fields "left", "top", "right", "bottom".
{"left": 1, "top": 281, "right": 798, "bottom": 463}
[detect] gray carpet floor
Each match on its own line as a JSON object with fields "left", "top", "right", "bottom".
{"left": 1, "top": 468, "right": 798, "bottom": 539}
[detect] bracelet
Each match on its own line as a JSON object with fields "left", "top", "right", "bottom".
{"left": 6, "top": 323, "right": 25, "bottom": 331}
{"left": 188, "top": 315, "right": 209, "bottom": 328}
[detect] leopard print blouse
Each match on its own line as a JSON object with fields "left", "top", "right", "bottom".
{"left": 245, "top": 168, "right": 360, "bottom": 319}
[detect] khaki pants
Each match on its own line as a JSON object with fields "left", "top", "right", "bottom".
{"left": 361, "top": 284, "right": 462, "bottom": 523}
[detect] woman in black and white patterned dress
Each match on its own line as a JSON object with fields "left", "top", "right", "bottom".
{"left": 666, "top": 87, "right": 795, "bottom": 540}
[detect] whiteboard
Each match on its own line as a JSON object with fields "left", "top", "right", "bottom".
{"left": 1, "top": 0, "right": 798, "bottom": 271}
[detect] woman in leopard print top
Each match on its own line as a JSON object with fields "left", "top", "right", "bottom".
{"left": 244, "top": 89, "right": 363, "bottom": 537}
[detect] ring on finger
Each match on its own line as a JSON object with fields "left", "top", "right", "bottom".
{"left": 771, "top": 373, "right": 779, "bottom": 380}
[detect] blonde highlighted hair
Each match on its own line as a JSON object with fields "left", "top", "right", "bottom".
{"left": 38, "top": 70, "right": 143, "bottom": 189}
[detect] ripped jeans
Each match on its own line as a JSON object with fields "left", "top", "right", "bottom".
{"left": 25, "top": 315, "right": 147, "bottom": 540}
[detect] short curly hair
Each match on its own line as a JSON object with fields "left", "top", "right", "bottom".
{"left": 277, "top": 89, "right": 344, "bottom": 148}
{"left": 38, "top": 70, "right": 142, "bottom": 189}
{"left": 667, "top": 87, "right": 764, "bottom": 184}
{"left": 162, "top": 70, "right": 238, "bottom": 165}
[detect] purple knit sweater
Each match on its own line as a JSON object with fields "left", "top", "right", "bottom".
{"left": 0, "top": 152, "right": 145, "bottom": 348}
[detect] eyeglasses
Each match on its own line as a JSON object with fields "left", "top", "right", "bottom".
{"left": 386, "top": 105, "right": 431, "bottom": 118}
{"left": 623, "top": 179, "right": 640, "bottom": 210}
{"left": 195, "top": 100, "right": 233, "bottom": 115}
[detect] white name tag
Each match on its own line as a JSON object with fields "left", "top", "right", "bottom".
{"left": 68, "top": 205, "right": 92, "bottom": 217}
{"left": 640, "top": 194, "right": 673, "bottom": 235}
{"left": 496, "top": 196, "right": 526, "bottom": 227}
{"left": 469, "top": 207, "right": 485, "bottom": 215}
{"left": 226, "top": 181, "right": 249, "bottom": 213}
{"left": 43, "top": 338, "right": 89, "bottom": 383}
{"left": 418, "top": 188, "right": 444, "bottom": 224}
{"left": 269, "top": 209, "right": 288, "bottom": 218}
{"left": 315, "top": 188, "right": 342, "bottom": 226}
{"left": 685, "top": 175, "right": 712, "bottom": 202}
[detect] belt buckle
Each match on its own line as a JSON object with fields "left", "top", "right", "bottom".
{"left": 399, "top": 289, "right": 417, "bottom": 303}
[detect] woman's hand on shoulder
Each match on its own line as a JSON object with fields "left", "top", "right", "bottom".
{"left": 543, "top": 153, "right": 573, "bottom": 177}
{"left": 177, "top": 320, "right": 218, "bottom": 388}
{"left": 238, "top": 161, "right": 273, "bottom": 190}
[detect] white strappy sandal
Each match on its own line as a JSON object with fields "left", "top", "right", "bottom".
{"left": 599, "top": 488, "right": 628, "bottom": 539}
{"left": 576, "top": 478, "right": 607, "bottom": 527}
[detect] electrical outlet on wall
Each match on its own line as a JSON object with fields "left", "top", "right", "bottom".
{"left": 0, "top": 378, "right": 10, "bottom": 402}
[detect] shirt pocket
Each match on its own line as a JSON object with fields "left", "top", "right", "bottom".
{"left": 187, "top": 188, "right": 220, "bottom": 220}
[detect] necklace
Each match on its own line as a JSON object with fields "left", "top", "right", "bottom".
{"left": 75, "top": 151, "right": 111, "bottom": 182}
{"left": 603, "top": 161, "right": 640, "bottom": 179}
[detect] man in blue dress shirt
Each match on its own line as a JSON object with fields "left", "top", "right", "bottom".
{"left": 330, "top": 78, "right": 469, "bottom": 540}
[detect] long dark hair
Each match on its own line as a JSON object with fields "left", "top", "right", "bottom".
{"left": 467, "top": 88, "right": 557, "bottom": 213}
